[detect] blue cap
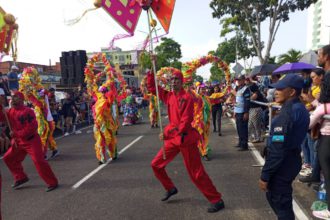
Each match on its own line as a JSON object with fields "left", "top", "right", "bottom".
{"left": 270, "top": 74, "right": 304, "bottom": 89}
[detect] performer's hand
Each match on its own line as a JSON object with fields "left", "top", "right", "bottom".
{"left": 159, "top": 133, "right": 164, "bottom": 141}
{"left": 9, "top": 131, "right": 14, "bottom": 137}
{"left": 259, "top": 179, "right": 268, "bottom": 192}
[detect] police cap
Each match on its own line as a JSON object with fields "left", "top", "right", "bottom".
{"left": 270, "top": 74, "right": 304, "bottom": 90}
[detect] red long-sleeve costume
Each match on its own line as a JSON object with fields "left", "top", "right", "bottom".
{"left": 147, "top": 72, "right": 222, "bottom": 203}
{"left": 2, "top": 104, "right": 58, "bottom": 187}
{"left": 0, "top": 106, "right": 5, "bottom": 220}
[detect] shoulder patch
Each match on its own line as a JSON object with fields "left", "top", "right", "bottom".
{"left": 272, "top": 135, "right": 284, "bottom": 143}
{"left": 274, "top": 127, "right": 283, "bottom": 132}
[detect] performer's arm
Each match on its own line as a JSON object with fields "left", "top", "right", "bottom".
{"left": 28, "top": 94, "right": 43, "bottom": 108}
{"left": 146, "top": 72, "right": 169, "bottom": 104}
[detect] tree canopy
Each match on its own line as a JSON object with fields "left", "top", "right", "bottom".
{"left": 155, "top": 37, "right": 182, "bottom": 69}
{"left": 139, "top": 37, "right": 182, "bottom": 71}
{"left": 210, "top": 0, "right": 318, "bottom": 64}
{"left": 277, "top": 48, "right": 302, "bottom": 64}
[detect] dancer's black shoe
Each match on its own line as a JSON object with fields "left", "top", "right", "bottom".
{"left": 161, "top": 187, "right": 178, "bottom": 201}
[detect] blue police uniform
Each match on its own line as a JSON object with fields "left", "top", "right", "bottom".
{"left": 234, "top": 83, "right": 250, "bottom": 150}
{"left": 261, "top": 74, "right": 309, "bottom": 220}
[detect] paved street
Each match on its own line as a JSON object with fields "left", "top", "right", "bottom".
{"left": 0, "top": 110, "right": 316, "bottom": 220}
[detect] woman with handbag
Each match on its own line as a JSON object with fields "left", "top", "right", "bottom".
{"left": 310, "top": 73, "right": 330, "bottom": 219}
{"left": 300, "top": 68, "right": 325, "bottom": 177}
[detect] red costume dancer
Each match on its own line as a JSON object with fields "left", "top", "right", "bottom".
{"left": 0, "top": 94, "right": 10, "bottom": 220}
{"left": 2, "top": 92, "right": 58, "bottom": 192}
{"left": 147, "top": 70, "right": 225, "bottom": 213}
{"left": 44, "top": 91, "right": 58, "bottom": 159}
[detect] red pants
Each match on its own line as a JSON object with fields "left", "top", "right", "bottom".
{"left": 151, "top": 131, "right": 222, "bottom": 204}
{"left": 3, "top": 135, "right": 58, "bottom": 187}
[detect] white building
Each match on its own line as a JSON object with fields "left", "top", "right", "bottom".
{"left": 306, "top": 0, "right": 330, "bottom": 50}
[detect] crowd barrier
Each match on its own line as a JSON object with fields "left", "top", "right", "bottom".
{"left": 250, "top": 100, "right": 330, "bottom": 133}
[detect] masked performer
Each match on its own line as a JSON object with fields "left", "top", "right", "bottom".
{"left": 147, "top": 70, "right": 224, "bottom": 213}
{"left": 2, "top": 91, "right": 58, "bottom": 192}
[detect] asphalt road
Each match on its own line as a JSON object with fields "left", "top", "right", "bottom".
{"left": 0, "top": 109, "right": 316, "bottom": 220}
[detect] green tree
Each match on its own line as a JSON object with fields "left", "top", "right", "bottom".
{"left": 139, "top": 51, "right": 152, "bottom": 70}
{"left": 139, "top": 38, "right": 182, "bottom": 71}
{"left": 208, "top": 52, "right": 225, "bottom": 82}
{"left": 268, "top": 56, "right": 277, "bottom": 64}
{"left": 155, "top": 37, "right": 182, "bottom": 69}
{"left": 210, "top": 67, "right": 225, "bottom": 83}
{"left": 210, "top": 0, "right": 317, "bottom": 64}
{"left": 171, "top": 60, "right": 182, "bottom": 70}
{"left": 214, "top": 39, "right": 236, "bottom": 64}
{"left": 194, "top": 74, "right": 204, "bottom": 83}
{"left": 214, "top": 35, "right": 255, "bottom": 64}
{"left": 277, "top": 49, "right": 302, "bottom": 65}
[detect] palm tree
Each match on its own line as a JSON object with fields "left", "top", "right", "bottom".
{"left": 277, "top": 49, "right": 302, "bottom": 65}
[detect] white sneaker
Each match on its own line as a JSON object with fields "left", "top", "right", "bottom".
{"left": 313, "top": 209, "right": 330, "bottom": 220}
{"left": 75, "top": 130, "right": 82, "bottom": 134}
{"left": 64, "top": 132, "right": 69, "bottom": 136}
{"left": 300, "top": 167, "right": 312, "bottom": 177}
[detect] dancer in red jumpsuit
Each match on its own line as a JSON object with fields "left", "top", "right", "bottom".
{"left": 2, "top": 91, "right": 58, "bottom": 192}
{"left": 147, "top": 70, "right": 224, "bottom": 213}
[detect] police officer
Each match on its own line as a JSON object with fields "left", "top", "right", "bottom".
{"left": 232, "top": 75, "right": 250, "bottom": 151}
{"left": 259, "top": 74, "right": 309, "bottom": 220}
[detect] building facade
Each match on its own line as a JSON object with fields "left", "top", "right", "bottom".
{"left": 87, "top": 47, "right": 144, "bottom": 88}
{"left": 0, "top": 61, "right": 61, "bottom": 88}
{"left": 306, "top": 0, "right": 330, "bottom": 50}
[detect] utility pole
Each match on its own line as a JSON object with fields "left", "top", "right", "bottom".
{"left": 235, "top": 28, "right": 238, "bottom": 66}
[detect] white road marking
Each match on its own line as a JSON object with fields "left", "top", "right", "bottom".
{"left": 55, "top": 125, "right": 94, "bottom": 140}
{"left": 72, "top": 135, "right": 144, "bottom": 189}
{"left": 230, "top": 119, "right": 309, "bottom": 220}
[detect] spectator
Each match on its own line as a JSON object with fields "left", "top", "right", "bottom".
{"left": 209, "top": 85, "right": 224, "bottom": 136}
{"left": 0, "top": 79, "right": 8, "bottom": 107}
{"left": 299, "top": 68, "right": 325, "bottom": 184}
{"left": 78, "top": 94, "right": 88, "bottom": 122}
{"left": 299, "top": 69, "right": 325, "bottom": 177}
{"left": 0, "top": 72, "right": 10, "bottom": 96}
{"left": 318, "top": 44, "right": 330, "bottom": 74}
{"left": 62, "top": 93, "right": 80, "bottom": 136}
{"left": 7, "top": 65, "right": 19, "bottom": 92}
{"left": 266, "top": 74, "right": 281, "bottom": 102}
{"left": 310, "top": 73, "right": 330, "bottom": 219}
{"left": 246, "top": 76, "right": 265, "bottom": 143}
{"left": 232, "top": 75, "right": 250, "bottom": 151}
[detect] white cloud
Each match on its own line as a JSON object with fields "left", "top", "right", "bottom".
{"left": 181, "top": 38, "right": 219, "bottom": 62}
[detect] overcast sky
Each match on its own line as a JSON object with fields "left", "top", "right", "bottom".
{"left": 0, "top": 0, "right": 309, "bottom": 79}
